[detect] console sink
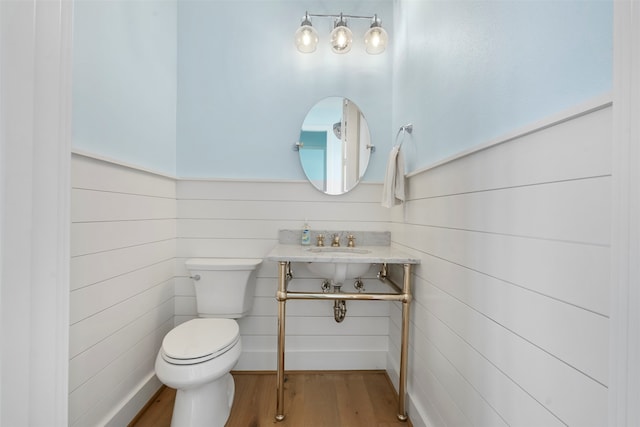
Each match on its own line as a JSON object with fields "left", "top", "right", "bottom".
{"left": 304, "top": 247, "right": 371, "bottom": 284}
{"left": 266, "top": 242, "right": 419, "bottom": 285}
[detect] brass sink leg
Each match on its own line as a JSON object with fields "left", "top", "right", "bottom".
{"left": 276, "top": 261, "right": 288, "bottom": 421}
{"left": 397, "top": 263, "right": 412, "bottom": 422}
{"left": 272, "top": 259, "right": 414, "bottom": 423}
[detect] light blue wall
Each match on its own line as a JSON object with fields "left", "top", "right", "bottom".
{"left": 71, "top": 0, "right": 612, "bottom": 180}
{"left": 176, "top": 0, "right": 394, "bottom": 179}
{"left": 393, "top": 0, "right": 613, "bottom": 174}
{"left": 73, "top": 0, "right": 177, "bottom": 175}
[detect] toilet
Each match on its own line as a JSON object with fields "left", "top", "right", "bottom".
{"left": 155, "top": 257, "right": 262, "bottom": 427}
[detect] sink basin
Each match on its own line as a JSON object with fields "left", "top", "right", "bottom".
{"left": 306, "top": 262, "right": 371, "bottom": 284}
{"left": 304, "top": 247, "right": 371, "bottom": 284}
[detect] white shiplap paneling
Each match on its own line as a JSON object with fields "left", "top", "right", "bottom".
{"left": 71, "top": 239, "right": 175, "bottom": 291}
{"left": 176, "top": 179, "right": 391, "bottom": 370}
{"left": 390, "top": 103, "right": 611, "bottom": 427}
{"left": 69, "top": 153, "right": 176, "bottom": 426}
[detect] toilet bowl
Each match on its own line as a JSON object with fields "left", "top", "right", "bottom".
{"left": 154, "top": 258, "right": 262, "bottom": 427}
{"left": 155, "top": 318, "right": 242, "bottom": 427}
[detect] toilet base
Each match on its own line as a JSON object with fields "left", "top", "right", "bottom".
{"left": 171, "top": 373, "right": 235, "bottom": 427}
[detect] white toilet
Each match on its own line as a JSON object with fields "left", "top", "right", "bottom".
{"left": 155, "top": 257, "right": 262, "bottom": 427}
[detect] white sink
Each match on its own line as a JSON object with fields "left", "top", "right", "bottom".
{"left": 304, "top": 247, "right": 371, "bottom": 284}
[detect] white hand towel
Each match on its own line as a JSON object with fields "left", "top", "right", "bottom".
{"left": 381, "top": 145, "right": 405, "bottom": 208}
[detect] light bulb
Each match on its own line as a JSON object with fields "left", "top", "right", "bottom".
{"left": 330, "top": 18, "right": 352, "bottom": 54}
{"left": 370, "top": 31, "right": 381, "bottom": 47}
{"left": 295, "top": 13, "right": 318, "bottom": 53}
{"left": 364, "top": 16, "right": 388, "bottom": 54}
{"left": 302, "top": 30, "right": 313, "bottom": 46}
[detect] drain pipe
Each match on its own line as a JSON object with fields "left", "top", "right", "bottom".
{"left": 333, "top": 299, "right": 347, "bottom": 322}
{"left": 321, "top": 280, "right": 348, "bottom": 322}
{"left": 332, "top": 283, "right": 347, "bottom": 323}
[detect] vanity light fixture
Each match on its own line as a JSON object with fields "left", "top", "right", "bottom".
{"left": 295, "top": 11, "right": 388, "bottom": 55}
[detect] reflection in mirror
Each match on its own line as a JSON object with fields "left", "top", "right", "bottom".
{"left": 298, "top": 97, "right": 372, "bottom": 195}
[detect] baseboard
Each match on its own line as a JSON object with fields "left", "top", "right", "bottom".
{"left": 387, "top": 353, "right": 431, "bottom": 427}
{"left": 386, "top": 352, "right": 400, "bottom": 393}
{"left": 236, "top": 349, "right": 387, "bottom": 371}
{"left": 127, "top": 385, "right": 167, "bottom": 427}
{"left": 407, "top": 397, "right": 431, "bottom": 427}
{"left": 103, "top": 373, "right": 162, "bottom": 427}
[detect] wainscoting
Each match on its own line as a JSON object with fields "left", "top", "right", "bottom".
{"left": 69, "top": 156, "right": 391, "bottom": 425}
{"left": 389, "top": 102, "right": 611, "bottom": 426}
{"left": 69, "top": 154, "right": 176, "bottom": 426}
{"left": 175, "top": 179, "right": 391, "bottom": 370}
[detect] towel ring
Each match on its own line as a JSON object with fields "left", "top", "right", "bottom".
{"left": 396, "top": 123, "right": 413, "bottom": 147}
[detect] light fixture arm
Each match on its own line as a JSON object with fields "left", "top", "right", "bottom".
{"left": 305, "top": 12, "right": 380, "bottom": 21}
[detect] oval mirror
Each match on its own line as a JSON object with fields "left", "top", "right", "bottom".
{"left": 298, "top": 97, "right": 372, "bottom": 195}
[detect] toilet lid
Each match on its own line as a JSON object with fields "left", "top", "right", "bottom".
{"left": 162, "top": 318, "right": 239, "bottom": 364}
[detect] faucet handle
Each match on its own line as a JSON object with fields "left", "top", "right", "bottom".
{"left": 347, "top": 234, "right": 356, "bottom": 248}
{"left": 316, "top": 234, "right": 325, "bottom": 247}
{"left": 331, "top": 233, "right": 341, "bottom": 247}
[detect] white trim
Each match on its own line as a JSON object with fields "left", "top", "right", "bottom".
{"left": 55, "top": 2, "right": 74, "bottom": 423}
{"left": 236, "top": 350, "right": 387, "bottom": 371}
{"left": 103, "top": 373, "right": 162, "bottom": 427}
{"left": 406, "top": 93, "right": 613, "bottom": 178}
{"left": 1, "top": 0, "right": 72, "bottom": 425}
{"left": 177, "top": 176, "right": 310, "bottom": 184}
{"left": 0, "top": 1, "right": 4, "bottom": 421}
{"left": 73, "top": 148, "right": 387, "bottom": 187}
{"left": 610, "top": 0, "right": 640, "bottom": 426}
{"left": 72, "top": 149, "right": 176, "bottom": 180}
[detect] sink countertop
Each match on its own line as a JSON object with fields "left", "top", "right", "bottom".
{"left": 265, "top": 244, "right": 420, "bottom": 264}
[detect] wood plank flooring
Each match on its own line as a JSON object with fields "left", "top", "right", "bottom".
{"left": 130, "top": 371, "right": 412, "bottom": 427}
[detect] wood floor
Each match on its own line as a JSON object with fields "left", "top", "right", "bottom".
{"left": 130, "top": 371, "right": 412, "bottom": 427}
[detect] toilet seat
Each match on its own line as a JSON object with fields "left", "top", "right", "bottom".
{"left": 161, "top": 318, "right": 240, "bottom": 365}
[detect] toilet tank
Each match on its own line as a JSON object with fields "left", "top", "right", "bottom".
{"left": 185, "top": 258, "right": 262, "bottom": 318}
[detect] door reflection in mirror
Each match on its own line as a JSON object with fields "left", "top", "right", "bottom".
{"left": 299, "top": 97, "right": 372, "bottom": 195}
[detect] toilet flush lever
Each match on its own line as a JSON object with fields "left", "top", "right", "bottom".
{"left": 190, "top": 274, "right": 201, "bottom": 281}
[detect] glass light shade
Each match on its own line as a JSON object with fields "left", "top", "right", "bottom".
{"left": 295, "top": 24, "right": 319, "bottom": 53}
{"left": 364, "top": 26, "right": 388, "bottom": 54}
{"left": 330, "top": 24, "right": 352, "bottom": 54}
